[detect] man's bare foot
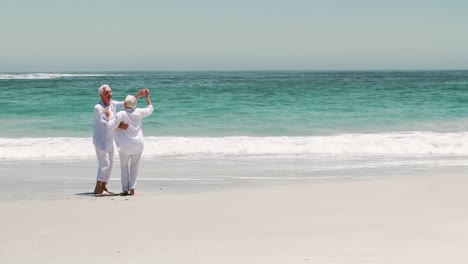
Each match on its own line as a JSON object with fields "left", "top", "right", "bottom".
{"left": 102, "top": 183, "right": 114, "bottom": 194}
{"left": 94, "top": 181, "right": 104, "bottom": 194}
{"left": 103, "top": 188, "right": 114, "bottom": 194}
{"left": 129, "top": 189, "right": 135, "bottom": 196}
{"left": 95, "top": 191, "right": 112, "bottom": 197}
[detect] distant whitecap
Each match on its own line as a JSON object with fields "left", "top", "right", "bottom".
{"left": 0, "top": 73, "right": 125, "bottom": 80}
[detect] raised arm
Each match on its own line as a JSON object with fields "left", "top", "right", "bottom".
{"left": 135, "top": 88, "right": 147, "bottom": 100}
{"left": 145, "top": 89, "right": 152, "bottom": 106}
{"left": 139, "top": 89, "right": 154, "bottom": 118}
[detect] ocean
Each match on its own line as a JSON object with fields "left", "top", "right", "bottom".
{"left": 1, "top": 71, "right": 468, "bottom": 199}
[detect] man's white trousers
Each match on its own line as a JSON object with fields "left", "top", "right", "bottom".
{"left": 95, "top": 147, "right": 114, "bottom": 183}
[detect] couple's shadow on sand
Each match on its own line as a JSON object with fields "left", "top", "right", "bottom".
{"left": 75, "top": 192, "right": 123, "bottom": 197}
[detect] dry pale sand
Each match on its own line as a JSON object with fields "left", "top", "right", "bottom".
{"left": 1, "top": 174, "right": 468, "bottom": 264}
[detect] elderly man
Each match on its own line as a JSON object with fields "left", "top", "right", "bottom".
{"left": 93, "top": 84, "right": 146, "bottom": 195}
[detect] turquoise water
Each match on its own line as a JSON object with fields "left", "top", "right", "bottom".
{"left": 2, "top": 71, "right": 468, "bottom": 138}
{"left": 1, "top": 71, "right": 468, "bottom": 161}
{"left": 2, "top": 71, "right": 468, "bottom": 198}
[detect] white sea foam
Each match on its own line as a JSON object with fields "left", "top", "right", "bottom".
{"left": 0, "top": 73, "right": 124, "bottom": 80}
{"left": 1, "top": 132, "right": 468, "bottom": 160}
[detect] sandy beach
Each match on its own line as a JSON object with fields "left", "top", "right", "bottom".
{"left": 2, "top": 174, "right": 468, "bottom": 264}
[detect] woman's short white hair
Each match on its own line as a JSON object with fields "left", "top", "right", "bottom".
{"left": 98, "top": 84, "right": 111, "bottom": 95}
{"left": 125, "top": 95, "right": 137, "bottom": 109}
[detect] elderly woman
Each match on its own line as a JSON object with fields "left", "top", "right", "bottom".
{"left": 106, "top": 89, "right": 153, "bottom": 195}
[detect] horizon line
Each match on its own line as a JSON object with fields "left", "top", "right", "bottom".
{"left": 2, "top": 69, "right": 468, "bottom": 73}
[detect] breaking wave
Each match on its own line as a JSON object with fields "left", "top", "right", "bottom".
{"left": 1, "top": 132, "right": 468, "bottom": 160}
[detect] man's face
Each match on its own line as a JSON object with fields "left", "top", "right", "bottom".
{"left": 100, "top": 87, "right": 112, "bottom": 105}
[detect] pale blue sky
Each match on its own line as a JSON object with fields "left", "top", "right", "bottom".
{"left": 1, "top": 0, "right": 467, "bottom": 71}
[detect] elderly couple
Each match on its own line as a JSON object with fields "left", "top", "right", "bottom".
{"left": 93, "top": 84, "right": 153, "bottom": 196}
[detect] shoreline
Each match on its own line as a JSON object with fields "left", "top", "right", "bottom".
{"left": 2, "top": 156, "right": 467, "bottom": 201}
{"left": 1, "top": 173, "right": 468, "bottom": 263}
